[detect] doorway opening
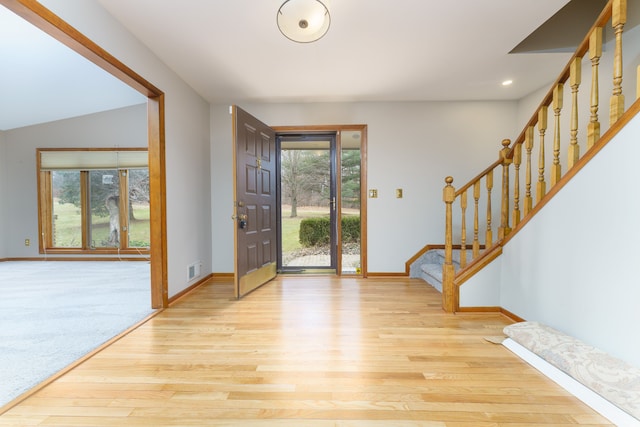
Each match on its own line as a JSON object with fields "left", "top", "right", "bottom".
{"left": 276, "top": 128, "right": 365, "bottom": 275}
{"left": 5, "top": 1, "right": 167, "bottom": 309}
{"left": 278, "top": 133, "right": 337, "bottom": 272}
{"left": 232, "top": 110, "right": 367, "bottom": 295}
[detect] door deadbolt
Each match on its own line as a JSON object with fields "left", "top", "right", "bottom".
{"left": 235, "top": 213, "right": 248, "bottom": 229}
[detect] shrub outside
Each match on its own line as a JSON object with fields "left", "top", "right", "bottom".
{"left": 299, "top": 216, "right": 360, "bottom": 247}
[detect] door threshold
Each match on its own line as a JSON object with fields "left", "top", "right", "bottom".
{"left": 279, "top": 268, "right": 337, "bottom": 275}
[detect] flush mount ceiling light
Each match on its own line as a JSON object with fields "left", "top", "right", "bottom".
{"left": 277, "top": 0, "right": 331, "bottom": 43}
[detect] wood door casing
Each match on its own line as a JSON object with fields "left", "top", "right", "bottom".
{"left": 4, "top": 1, "right": 168, "bottom": 308}
{"left": 233, "top": 106, "right": 277, "bottom": 298}
{"left": 274, "top": 125, "right": 368, "bottom": 277}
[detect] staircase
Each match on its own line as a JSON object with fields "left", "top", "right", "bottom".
{"left": 409, "top": 249, "right": 460, "bottom": 292}
{"left": 409, "top": 0, "right": 639, "bottom": 313}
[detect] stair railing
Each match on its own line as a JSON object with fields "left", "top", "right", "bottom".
{"left": 442, "top": 0, "right": 630, "bottom": 313}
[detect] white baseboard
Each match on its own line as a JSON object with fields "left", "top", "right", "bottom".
{"left": 503, "top": 338, "right": 640, "bottom": 427}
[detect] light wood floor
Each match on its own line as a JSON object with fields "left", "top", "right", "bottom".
{"left": 1, "top": 276, "right": 611, "bottom": 426}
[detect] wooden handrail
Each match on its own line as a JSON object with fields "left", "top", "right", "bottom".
{"left": 503, "top": 0, "right": 615, "bottom": 161}
{"left": 454, "top": 160, "right": 501, "bottom": 197}
{"left": 441, "top": 0, "right": 629, "bottom": 313}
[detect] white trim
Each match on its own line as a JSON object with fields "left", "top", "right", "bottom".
{"left": 503, "top": 338, "right": 640, "bottom": 427}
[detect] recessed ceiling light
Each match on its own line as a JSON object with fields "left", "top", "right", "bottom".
{"left": 502, "top": 80, "right": 513, "bottom": 86}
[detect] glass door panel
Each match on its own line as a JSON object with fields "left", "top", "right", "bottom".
{"left": 279, "top": 136, "right": 336, "bottom": 271}
{"left": 341, "top": 131, "right": 362, "bottom": 274}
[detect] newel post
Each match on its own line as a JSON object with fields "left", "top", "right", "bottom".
{"left": 498, "top": 139, "right": 512, "bottom": 240}
{"left": 442, "top": 176, "right": 457, "bottom": 313}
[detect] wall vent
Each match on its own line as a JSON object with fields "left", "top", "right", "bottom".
{"left": 187, "top": 261, "right": 201, "bottom": 281}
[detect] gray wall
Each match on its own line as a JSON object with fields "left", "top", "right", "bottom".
{"left": 3, "top": 104, "right": 146, "bottom": 258}
{"left": 460, "top": 112, "right": 640, "bottom": 369}
{"left": 461, "top": 19, "right": 640, "bottom": 368}
{"left": 37, "top": 0, "right": 213, "bottom": 298}
{"left": 502, "top": 112, "right": 640, "bottom": 368}
{"left": 211, "top": 101, "right": 518, "bottom": 273}
{"left": 0, "top": 130, "right": 6, "bottom": 258}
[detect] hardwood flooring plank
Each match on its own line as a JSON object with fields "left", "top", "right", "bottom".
{"left": 0, "top": 277, "right": 612, "bottom": 425}
{"left": 0, "top": 415, "right": 47, "bottom": 426}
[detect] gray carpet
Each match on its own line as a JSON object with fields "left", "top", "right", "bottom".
{"left": 0, "top": 261, "right": 154, "bottom": 407}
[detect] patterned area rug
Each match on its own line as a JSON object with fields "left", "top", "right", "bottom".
{"left": 0, "top": 261, "right": 154, "bottom": 407}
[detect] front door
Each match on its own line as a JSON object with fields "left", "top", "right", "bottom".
{"left": 232, "top": 106, "right": 277, "bottom": 298}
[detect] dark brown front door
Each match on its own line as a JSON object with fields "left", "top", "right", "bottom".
{"left": 232, "top": 106, "right": 277, "bottom": 298}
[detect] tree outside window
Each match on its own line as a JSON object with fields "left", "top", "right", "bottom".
{"left": 39, "top": 149, "right": 150, "bottom": 254}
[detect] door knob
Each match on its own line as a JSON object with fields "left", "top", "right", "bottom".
{"left": 233, "top": 213, "right": 248, "bottom": 229}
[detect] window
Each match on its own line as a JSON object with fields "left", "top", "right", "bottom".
{"left": 37, "top": 148, "right": 150, "bottom": 254}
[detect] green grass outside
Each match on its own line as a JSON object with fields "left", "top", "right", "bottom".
{"left": 281, "top": 206, "right": 359, "bottom": 251}
{"left": 281, "top": 216, "right": 303, "bottom": 252}
{"left": 128, "top": 204, "right": 151, "bottom": 247}
{"left": 53, "top": 199, "right": 150, "bottom": 248}
{"left": 52, "top": 200, "right": 348, "bottom": 251}
{"left": 52, "top": 201, "right": 82, "bottom": 247}
{"left": 280, "top": 206, "right": 329, "bottom": 252}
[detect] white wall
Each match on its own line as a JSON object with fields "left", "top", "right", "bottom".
{"left": 500, "top": 112, "right": 640, "bottom": 368}
{"left": 459, "top": 256, "right": 502, "bottom": 307}
{"left": 38, "top": 0, "right": 212, "bottom": 298}
{"left": 211, "top": 101, "right": 518, "bottom": 273}
{"left": 4, "top": 105, "right": 146, "bottom": 258}
{"left": 458, "top": 17, "right": 640, "bottom": 365}
{"left": 0, "top": 130, "right": 6, "bottom": 258}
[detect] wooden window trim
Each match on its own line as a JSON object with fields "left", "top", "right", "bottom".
{"left": 37, "top": 151, "right": 150, "bottom": 255}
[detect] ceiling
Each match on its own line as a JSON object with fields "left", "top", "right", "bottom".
{"left": 2, "top": 0, "right": 610, "bottom": 131}
{"left": 0, "top": 6, "right": 146, "bottom": 131}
